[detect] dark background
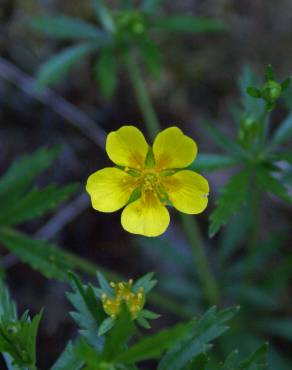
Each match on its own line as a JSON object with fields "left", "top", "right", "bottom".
{"left": 0, "top": 0, "right": 291, "bottom": 368}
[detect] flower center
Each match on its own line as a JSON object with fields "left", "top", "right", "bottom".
{"left": 142, "top": 172, "right": 159, "bottom": 192}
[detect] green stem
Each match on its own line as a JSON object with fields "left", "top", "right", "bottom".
{"left": 181, "top": 215, "right": 219, "bottom": 304}
{"left": 126, "top": 58, "right": 160, "bottom": 140}
{"left": 247, "top": 179, "right": 261, "bottom": 252}
{"left": 126, "top": 58, "right": 219, "bottom": 305}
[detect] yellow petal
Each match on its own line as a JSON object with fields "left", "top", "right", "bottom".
{"left": 86, "top": 167, "right": 137, "bottom": 212}
{"left": 153, "top": 127, "right": 197, "bottom": 171}
{"left": 121, "top": 192, "right": 170, "bottom": 237}
{"left": 161, "top": 170, "right": 209, "bottom": 214}
{"left": 106, "top": 126, "right": 149, "bottom": 169}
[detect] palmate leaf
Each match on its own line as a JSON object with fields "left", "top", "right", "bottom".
{"left": 67, "top": 273, "right": 106, "bottom": 351}
{"left": 37, "top": 43, "right": 97, "bottom": 86}
{"left": 0, "top": 147, "right": 59, "bottom": 201}
{"left": 209, "top": 168, "right": 251, "bottom": 237}
{"left": 153, "top": 15, "right": 227, "bottom": 33}
{"left": 0, "top": 228, "right": 75, "bottom": 281}
{"left": 0, "top": 184, "right": 77, "bottom": 226}
{"left": 31, "top": 16, "right": 105, "bottom": 40}
{"left": 158, "top": 306, "right": 239, "bottom": 370}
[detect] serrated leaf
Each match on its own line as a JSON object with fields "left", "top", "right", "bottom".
{"left": 153, "top": 15, "right": 227, "bottom": 33}
{"left": 0, "top": 184, "right": 77, "bottom": 226}
{"left": 31, "top": 16, "right": 105, "bottom": 40}
{"left": 102, "top": 305, "right": 134, "bottom": 361}
{"left": 51, "top": 339, "right": 85, "bottom": 370}
{"left": 95, "top": 47, "right": 118, "bottom": 98}
{"left": 256, "top": 166, "right": 291, "bottom": 203}
{"left": 202, "top": 120, "right": 246, "bottom": 158}
{"left": 209, "top": 169, "right": 251, "bottom": 237}
{"left": 37, "top": 43, "right": 97, "bottom": 86}
{"left": 96, "top": 272, "right": 114, "bottom": 296}
{"left": 0, "top": 147, "right": 59, "bottom": 200}
{"left": 0, "top": 228, "right": 74, "bottom": 281}
{"left": 158, "top": 306, "right": 238, "bottom": 370}
{"left": 239, "top": 343, "right": 268, "bottom": 370}
{"left": 116, "top": 320, "right": 196, "bottom": 363}
{"left": 189, "top": 153, "right": 238, "bottom": 172}
{"left": 67, "top": 273, "right": 105, "bottom": 351}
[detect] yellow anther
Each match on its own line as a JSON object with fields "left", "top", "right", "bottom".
{"left": 101, "top": 293, "right": 107, "bottom": 300}
{"left": 110, "top": 282, "right": 115, "bottom": 288}
{"left": 128, "top": 279, "right": 133, "bottom": 286}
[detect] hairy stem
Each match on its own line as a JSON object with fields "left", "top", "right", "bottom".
{"left": 181, "top": 215, "right": 219, "bottom": 304}
{"left": 126, "top": 58, "right": 219, "bottom": 305}
{"left": 126, "top": 58, "right": 160, "bottom": 140}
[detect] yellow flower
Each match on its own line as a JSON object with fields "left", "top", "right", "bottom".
{"left": 101, "top": 279, "right": 144, "bottom": 319}
{"left": 86, "top": 126, "right": 209, "bottom": 237}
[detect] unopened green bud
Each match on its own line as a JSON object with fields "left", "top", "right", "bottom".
{"left": 261, "top": 80, "right": 282, "bottom": 102}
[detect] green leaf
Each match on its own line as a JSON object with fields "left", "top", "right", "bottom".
{"left": 281, "top": 77, "right": 291, "bottom": 91}
{"left": 153, "top": 15, "right": 227, "bottom": 33}
{"left": 209, "top": 169, "right": 251, "bottom": 237}
{"left": 142, "top": 0, "right": 165, "bottom": 13}
{"left": 158, "top": 306, "right": 239, "bottom": 370}
{"left": 272, "top": 151, "right": 292, "bottom": 164}
{"left": 258, "top": 318, "right": 292, "bottom": 341}
{"left": 67, "top": 273, "right": 105, "bottom": 351}
{"left": 95, "top": 47, "right": 118, "bottom": 98}
{"left": 0, "top": 147, "right": 59, "bottom": 200}
{"left": 92, "top": 0, "right": 115, "bottom": 33}
{"left": 51, "top": 339, "right": 85, "bottom": 370}
{"left": 0, "top": 184, "right": 77, "bottom": 226}
{"left": 102, "top": 305, "right": 134, "bottom": 361}
{"left": 37, "top": 43, "right": 97, "bottom": 86}
{"left": 272, "top": 113, "right": 292, "bottom": 145}
{"left": 246, "top": 86, "right": 261, "bottom": 98}
{"left": 98, "top": 317, "right": 115, "bottom": 336}
{"left": 31, "top": 16, "right": 105, "bottom": 40}
{"left": 0, "top": 301, "right": 42, "bottom": 368}
{"left": 132, "top": 272, "right": 157, "bottom": 294}
{"left": 116, "top": 320, "right": 196, "bottom": 363}
{"left": 0, "top": 228, "right": 74, "bottom": 281}
{"left": 97, "top": 272, "right": 114, "bottom": 296}
{"left": 138, "top": 35, "right": 162, "bottom": 78}
{"left": 189, "top": 153, "right": 238, "bottom": 172}
{"left": 238, "top": 343, "right": 268, "bottom": 370}
{"left": 256, "top": 166, "right": 291, "bottom": 203}
{"left": 201, "top": 120, "right": 246, "bottom": 158}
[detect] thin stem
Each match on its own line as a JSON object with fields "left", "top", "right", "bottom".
{"left": 247, "top": 179, "right": 261, "bottom": 252}
{"left": 126, "top": 58, "right": 160, "bottom": 140}
{"left": 126, "top": 57, "right": 219, "bottom": 305}
{"left": 181, "top": 215, "right": 219, "bottom": 304}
